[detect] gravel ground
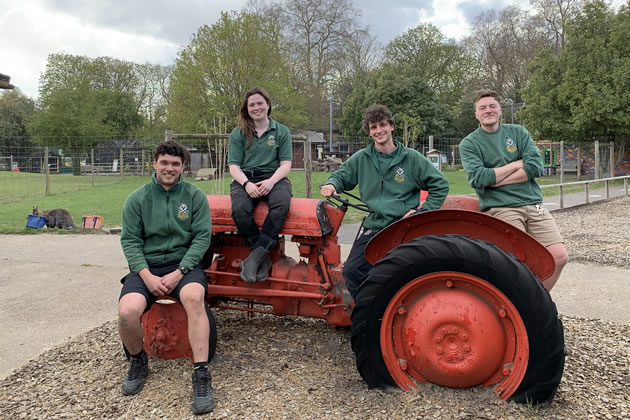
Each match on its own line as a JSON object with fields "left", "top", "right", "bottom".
{"left": 1, "top": 197, "right": 629, "bottom": 419}
{"left": 554, "top": 197, "right": 630, "bottom": 269}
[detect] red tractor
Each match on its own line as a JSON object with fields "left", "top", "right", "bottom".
{"left": 139, "top": 193, "right": 565, "bottom": 407}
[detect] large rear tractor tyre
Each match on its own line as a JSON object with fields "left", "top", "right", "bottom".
{"left": 351, "top": 234, "right": 565, "bottom": 406}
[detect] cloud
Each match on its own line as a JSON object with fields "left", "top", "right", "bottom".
{"left": 40, "top": 0, "right": 244, "bottom": 44}
{"left": 358, "top": 0, "right": 432, "bottom": 43}
{"left": 1, "top": 0, "right": 529, "bottom": 99}
{"left": 457, "top": 0, "right": 507, "bottom": 23}
{"left": 1, "top": 0, "right": 196, "bottom": 98}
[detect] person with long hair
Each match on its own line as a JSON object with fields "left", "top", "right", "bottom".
{"left": 228, "top": 87, "right": 292, "bottom": 284}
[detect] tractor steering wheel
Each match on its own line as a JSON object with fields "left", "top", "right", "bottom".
{"left": 326, "top": 190, "right": 373, "bottom": 213}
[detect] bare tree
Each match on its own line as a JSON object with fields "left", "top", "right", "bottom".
{"left": 134, "top": 63, "right": 173, "bottom": 131}
{"left": 530, "top": 0, "right": 583, "bottom": 51}
{"left": 247, "top": 0, "right": 373, "bottom": 131}
{"left": 463, "top": 5, "right": 551, "bottom": 103}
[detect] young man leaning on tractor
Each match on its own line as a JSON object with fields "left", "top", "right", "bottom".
{"left": 117, "top": 141, "right": 215, "bottom": 415}
{"left": 459, "top": 89, "right": 568, "bottom": 291}
{"left": 320, "top": 104, "right": 449, "bottom": 300}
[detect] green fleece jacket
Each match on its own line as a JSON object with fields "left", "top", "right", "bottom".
{"left": 460, "top": 124, "right": 544, "bottom": 211}
{"left": 326, "top": 141, "right": 449, "bottom": 230}
{"left": 120, "top": 174, "right": 211, "bottom": 273}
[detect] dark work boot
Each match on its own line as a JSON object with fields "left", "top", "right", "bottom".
{"left": 121, "top": 351, "right": 148, "bottom": 396}
{"left": 255, "top": 255, "right": 273, "bottom": 282}
{"left": 240, "top": 247, "right": 269, "bottom": 284}
{"left": 192, "top": 368, "right": 215, "bottom": 414}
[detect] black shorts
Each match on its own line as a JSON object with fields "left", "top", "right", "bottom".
{"left": 119, "top": 261, "right": 208, "bottom": 312}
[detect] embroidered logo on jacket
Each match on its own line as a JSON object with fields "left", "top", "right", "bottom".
{"left": 394, "top": 167, "right": 406, "bottom": 182}
{"left": 506, "top": 137, "right": 517, "bottom": 153}
{"left": 267, "top": 135, "right": 276, "bottom": 146}
{"left": 177, "top": 202, "right": 190, "bottom": 220}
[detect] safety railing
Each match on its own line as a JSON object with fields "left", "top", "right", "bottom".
{"left": 540, "top": 175, "right": 630, "bottom": 209}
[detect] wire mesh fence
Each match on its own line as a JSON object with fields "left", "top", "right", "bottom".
{"left": 2, "top": 134, "right": 629, "bottom": 197}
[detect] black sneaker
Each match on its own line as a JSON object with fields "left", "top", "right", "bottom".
{"left": 121, "top": 352, "right": 148, "bottom": 396}
{"left": 192, "top": 368, "right": 215, "bottom": 415}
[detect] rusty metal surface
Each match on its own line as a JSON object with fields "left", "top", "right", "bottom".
{"left": 364, "top": 209, "right": 555, "bottom": 281}
{"left": 379, "top": 272, "right": 529, "bottom": 401}
{"left": 141, "top": 297, "right": 192, "bottom": 360}
{"left": 207, "top": 195, "right": 342, "bottom": 237}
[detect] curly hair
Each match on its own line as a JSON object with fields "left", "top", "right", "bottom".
{"left": 363, "top": 104, "right": 395, "bottom": 134}
{"left": 153, "top": 141, "right": 190, "bottom": 165}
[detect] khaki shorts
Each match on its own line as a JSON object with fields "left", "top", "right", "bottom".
{"left": 485, "top": 204, "right": 564, "bottom": 246}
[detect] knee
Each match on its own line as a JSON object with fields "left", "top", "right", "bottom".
{"left": 269, "top": 194, "right": 290, "bottom": 212}
{"left": 179, "top": 283, "right": 206, "bottom": 309}
{"left": 231, "top": 203, "right": 252, "bottom": 220}
{"left": 549, "top": 244, "right": 569, "bottom": 268}
{"left": 118, "top": 297, "right": 145, "bottom": 323}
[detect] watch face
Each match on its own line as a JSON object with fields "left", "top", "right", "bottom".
{"left": 179, "top": 265, "right": 189, "bottom": 274}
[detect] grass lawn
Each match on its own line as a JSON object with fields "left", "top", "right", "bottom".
{"left": 0, "top": 169, "right": 477, "bottom": 233}
{"left": 4, "top": 169, "right": 623, "bottom": 234}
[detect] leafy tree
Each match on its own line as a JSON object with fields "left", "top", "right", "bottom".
{"left": 0, "top": 89, "right": 35, "bottom": 147}
{"left": 168, "top": 11, "right": 306, "bottom": 133}
{"left": 27, "top": 53, "right": 143, "bottom": 148}
{"left": 521, "top": 0, "right": 630, "bottom": 162}
{"left": 384, "top": 24, "right": 478, "bottom": 104}
{"left": 339, "top": 65, "right": 452, "bottom": 139}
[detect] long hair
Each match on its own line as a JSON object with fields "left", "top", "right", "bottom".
{"left": 238, "top": 87, "right": 272, "bottom": 149}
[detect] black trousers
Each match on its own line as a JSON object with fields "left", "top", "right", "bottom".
{"left": 343, "top": 227, "right": 380, "bottom": 300}
{"left": 230, "top": 177, "right": 292, "bottom": 250}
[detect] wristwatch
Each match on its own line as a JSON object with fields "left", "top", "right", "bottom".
{"left": 178, "top": 265, "right": 190, "bottom": 274}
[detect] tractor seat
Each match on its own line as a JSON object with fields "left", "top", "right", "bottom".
{"left": 207, "top": 195, "right": 331, "bottom": 237}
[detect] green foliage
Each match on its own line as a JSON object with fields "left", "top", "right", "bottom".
{"left": 384, "top": 24, "right": 478, "bottom": 104}
{"left": 339, "top": 65, "right": 453, "bottom": 138}
{"left": 168, "top": 11, "right": 307, "bottom": 133}
{"left": 26, "top": 53, "right": 144, "bottom": 148}
{"left": 0, "top": 90, "right": 35, "bottom": 147}
{"left": 521, "top": 0, "right": 630, "bottom": 148}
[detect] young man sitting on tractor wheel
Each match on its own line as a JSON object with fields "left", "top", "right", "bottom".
{"left": 320, "top": 104, "right": 449, "bottom": 300}
{"left": 459, "top": 89, "right": 568, "bottom": 291}
{"left": 118, "top": 141, "right": 215, "bottom": 415}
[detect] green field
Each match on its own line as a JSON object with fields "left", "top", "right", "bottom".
{"left": 0, "top": 170, "right": 480, "bottom": 233}
{"left": 5, "top": 169, "right": 611, "bottom": 234}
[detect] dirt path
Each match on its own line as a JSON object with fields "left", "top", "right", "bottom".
{"left": 1, "top": 233, "right": 628, "bottom": 379}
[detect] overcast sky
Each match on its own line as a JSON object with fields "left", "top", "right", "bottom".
{"left": 1, "top": 0, "right": 530, "bottom": 100}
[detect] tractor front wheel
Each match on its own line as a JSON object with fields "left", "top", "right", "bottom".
{"left": 125, "top": 299, "right": 218, "bottom": 362}
{"left": 350, "top": 234, "right": 565, "bottom": 406}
